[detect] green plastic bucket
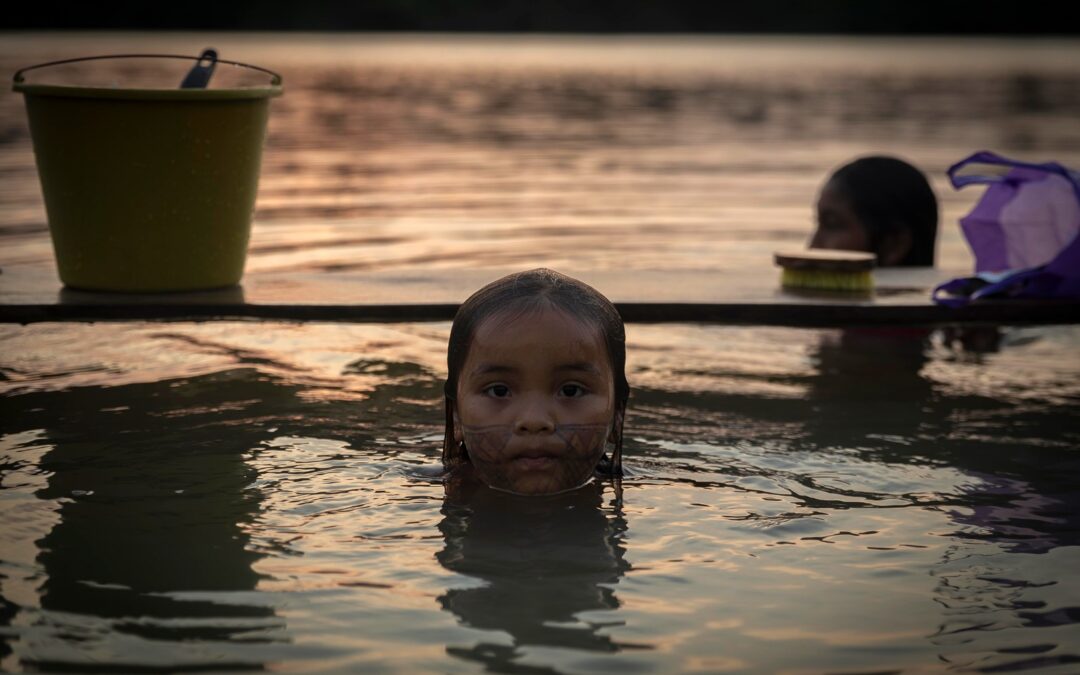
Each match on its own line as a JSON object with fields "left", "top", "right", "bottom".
{"left": 13, "top": 53, "right": 283, "bottom": 292}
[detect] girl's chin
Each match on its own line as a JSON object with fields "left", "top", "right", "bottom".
{"left": 486, "top": 472, "right": 595, "bottom": 497}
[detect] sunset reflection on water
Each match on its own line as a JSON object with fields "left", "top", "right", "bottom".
{"left": 2, "top": 33, "right": 1080, "bottom": 673}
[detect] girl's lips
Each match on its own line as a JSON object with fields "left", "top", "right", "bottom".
{"left": 512, "top": 445, "right": 564, "bottom": 457}
{"left": 508, "top": 447, "right": 563, "bottom": 468}
{"left": 512, "top": 455, "right": 558, "bottom": 471}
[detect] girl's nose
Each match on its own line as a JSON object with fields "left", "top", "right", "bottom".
{"left": 514, "top": 395, "right": 556, "bottom": 434}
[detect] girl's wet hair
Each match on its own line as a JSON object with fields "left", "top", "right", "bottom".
{"left": 828, "top": 155, "right": 938, "bottom": 266}
{"left": 442, "top": 268, "right": 629, "bottom": 476}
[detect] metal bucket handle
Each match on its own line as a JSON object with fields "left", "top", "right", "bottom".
{"left": 13, "top": 53, "right": 283, "bottom": 86}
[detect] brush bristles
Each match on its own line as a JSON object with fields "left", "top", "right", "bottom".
{"left": 781, "top": 268, "right": 873, "bottom": 292}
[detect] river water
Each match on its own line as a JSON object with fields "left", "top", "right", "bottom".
{"left": 2, "top": 33, "right": 1080, "bottom": 673}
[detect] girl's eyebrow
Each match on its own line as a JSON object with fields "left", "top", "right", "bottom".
{"left": 555, "top": 362, "right": 603, "bottom": 374}
{"left": 470, "top": 363, "right": 516, "bottom": 376}
{"left": 469, "top": 362, "right": 602, "bottom": 376}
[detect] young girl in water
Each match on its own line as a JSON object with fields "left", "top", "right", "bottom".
{"left": 811, "top": 155, "right": 938, "bottom": 267}
{"left": 442, "top": 268, "right": 629, "bottom": 496}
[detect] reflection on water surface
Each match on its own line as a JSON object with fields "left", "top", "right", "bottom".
{"left": 2, "top": 33, "right": 1080, "bottom": 673}
{"left": 2, "top": 321, "right": 1078, "bottom": 672}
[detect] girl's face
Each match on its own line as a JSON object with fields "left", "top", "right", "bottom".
{"left": 453, "top": 306, "right": 617, "bottom": 496}
{"left": 811, "top": 180, "right": 871, "bottom": 253}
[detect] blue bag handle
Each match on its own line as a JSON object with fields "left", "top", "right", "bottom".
{"left": 948, "top": 150, "right": 1080, "bottom": 202}
{"left": 932, "top": 267, "right": 1049, "bottom": 308}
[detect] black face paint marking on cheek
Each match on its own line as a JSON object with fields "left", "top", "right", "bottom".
{"left": 460, "top": 423, "right": 611, "bottom": 495}
{"left": 460, "top": 424, "right": 512, "bottom": 462}
{"left": 553, "top": 424, "right": 609, "bottom": 455}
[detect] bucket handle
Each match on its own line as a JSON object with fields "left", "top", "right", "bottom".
{"left": 13, "top": 53, "right": 282, "bottom": 86}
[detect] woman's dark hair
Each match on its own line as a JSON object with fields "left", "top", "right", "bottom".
{"left": 828, "top": 156, "right": 938, "bottom": 266}
{"left": 442, "top": 268, "right": 629, "bottom": 476}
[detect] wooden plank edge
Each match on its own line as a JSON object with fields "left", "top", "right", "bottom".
{"left": 1, "top": 301, "right": 1078, "bottom": 326}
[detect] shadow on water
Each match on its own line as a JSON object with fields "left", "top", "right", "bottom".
{"left": 634, "top": 327, "right": 1080, "bottom": 543}
{"left": 436, "top": 479, "right": 644, "bottom": 672}
{"left": 0, "top": 351, "right": 448, "bottom": 671}
{"left": 632, "top": 326, "right": 1080, "bottom": 669}
{"left": 808, "top": 327, "right": 1080, "bottom": 551}
{"left": 2, "top": 370, "right": 288, "bottom": 671}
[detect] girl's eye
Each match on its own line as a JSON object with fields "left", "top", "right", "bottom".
{"left": 484, "top": 384, "right": 510, "bottom": 398}
{"left": 559, "top": 383, "right": 587, "bottom": 398}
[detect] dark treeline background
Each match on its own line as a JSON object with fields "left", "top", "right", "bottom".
{"left": 5, "top": 0, "right": 1077, "bottom": 34}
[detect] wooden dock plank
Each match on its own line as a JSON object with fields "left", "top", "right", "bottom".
{"left": 2, "top": 263, "right": 1077, "bottom": 326}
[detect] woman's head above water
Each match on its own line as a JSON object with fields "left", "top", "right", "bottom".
{"left": 811, "top": 155, "right": 938, "bottom": 267}
{"left": 443, "top": 268, "right": 629, "bottom": 496}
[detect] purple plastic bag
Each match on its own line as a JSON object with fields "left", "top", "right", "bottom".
{"left": 933, "top": 151, "right": 1080, "bottom": 307}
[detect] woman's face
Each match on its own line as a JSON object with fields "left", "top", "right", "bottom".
{"left": 810, "top": 180, "right": 871, "bottom": 253}
{"left": 453, "top": 306, "right": 616, "bottom": 496}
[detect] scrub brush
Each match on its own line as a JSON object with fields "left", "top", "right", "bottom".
{"left": 774, "top": 248, "right": 876, "bottom": 293}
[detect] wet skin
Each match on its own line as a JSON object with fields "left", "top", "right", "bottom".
{"left": 453, "top": 307, "right": 616, "bottom": 496}
{"left": 810, "top": 180, "right": 871, "bottom": 254}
